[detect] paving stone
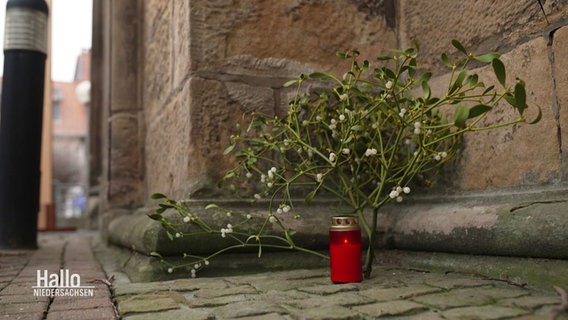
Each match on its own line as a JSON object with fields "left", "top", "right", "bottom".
{"left": 0, "top": 294, "right": 49, "bottom": 304}
{"left": 353, "top": 300, "right": 428, "bottom": 318}
{"left": 122, "top": 307, "right": 213, "bottom": 320}
{"left": 359, "top": 285, "right": 443, "bottom": 302}
{"left": 526, "top": 305, "right": 568, "bottom": 319}
{"left": 441, "top": 305, "right": 530, "bottom": 319}
{"left": 273, "top": 269, "right": 330, "bottom": 281}
{"left": 475, "top": 286, "right": 533, "bottom": 300}
{"left": 0, "top": 313, "right": 45, "bottom": 320}
{"left": 49, "top": 297, "right": 114, "bottom": 311}
{"left": 185, "top": 293, "right": 251, "bottom": 308}
{"left": 113, "top": 282, "right": 171, "bottom": 296}
{"left": 193, "top": 285, "right": 258, "bottom": 298}
{"left": 250, "top": 278, "right": 330, "bottom": 292}
{"left": 117, "top": 293, "right": 182, "bottom": 315}
{"left": 228, "top": 269, "right": 327, "bottom": 283}
{"left": 88, "top": 283, "right": 114, "bottom": 297}
{"left": 224, "top": 273, "right": 273, "bottom": 286}
{"left": 237, "top": 313, "right": 290, "bottom": 320}
{"left": 0, "top": 272, "right": 13, "bottom": 280}
{"left": 0, "top": 284, "right": 36, "bottom": 295}
{"left": 10, "top": 276, "right": 40, "bottom": 284}
{"left": 263, "top": 289, "right": 312, "bottom": 303}
{"left": 410, "top": 286, "right": 530, "bottom": 310}
{"left": 512, "top": 313, "right": 554, "bottom": 320}
{"left": 0, "top": 267, "right": 22, "bottom": 278}
{"left": 170, "top": 278, "right": 228, "bottom": 291}
{"left": 385, "top": 310, "right": 446, "bottom": 320}
{"left": 297, "top": 283, "right": 359, "bottom": 295}
{"left": 214, "top": 300, "right": 288, "bottom": 319}
{"left": 45, "top": 307, "right": 117, "bottom": 320}
{"left": 285, "top": 292, "right": 375, "bottom": 309}
{"left": 359, "top": 269, "right": 451, "bottom": 288}
{"left": 0, "top": 302, "right": 48, "bottom": 315}
{"left": 499, "top": 294, "right": 561, "bottom": 310}
{"left": 425, "top": 276, "right": 493, "bottom": 289}
{"left": 291, "top": 305, "right": 362, "bottom": 320}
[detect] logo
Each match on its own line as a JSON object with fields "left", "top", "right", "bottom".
{"left": 33, "top": 269, "right": 95, "bottom": 297}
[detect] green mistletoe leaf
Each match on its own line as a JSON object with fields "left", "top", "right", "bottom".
{"left": 454, "top": 105, "right": 470, "bottom": 128}
{"left": 492, "top": 58, "right": 506, "bottom": 87}
{"left": 451, "top": 39, "right": 467, "bottom": 55}
{"left": 514, "top": 81, "right": 527, "bottom": 115}
{"left": 151, "top": 193, "right": 167, "bottom": 199}
{"left": 473, "top": 52, "right": 500, "bottom": 63}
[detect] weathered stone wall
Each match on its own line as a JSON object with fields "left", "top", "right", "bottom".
{"left": 95, "top": 0, "right": 144, "bottom": 217}
{"left": 97, "top": 0, "right": 568, "bottom": 206}
{"left": 398, "top": 0, "right": 568, "bottom": 191}
{"left": 398, "top": 0, "right": 562, "bottom": 73}
{"left": 143, "top": 0, "right": 397, "bottom": 200}
{"left": 92, "top": 0, "right": 568, "bottom": 261}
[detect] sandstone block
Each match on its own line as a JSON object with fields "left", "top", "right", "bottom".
{"left": 145, "top": 83, "right": 191, "bottom": 199}
{"left": 425, "top": 36, "right": 559, "bottom": 190}
{"left": 143, "top": 1, "right": 172, "bottom": 120}
{"left": 398, "top": 0, "right": 563, "bottom": 73}
{"left": 109, "top": 0, "right": 139, "bottom": 112}
{"left": 144, "top": 77, "right": 276, "bottom": 197}
{"left": 172, "top": 1, "right": 191, "bottom": 88}
{"left": 189, "top": 0, "right": 396, "bottom": 75}
{"left": 379, "top": 194, "right": 568, "bottom": 259}
{"left": 108, "top": 113, "right": 143, "bottom": 206}
{"left": 553, "top": 26, "right": 568, "bottom": 173}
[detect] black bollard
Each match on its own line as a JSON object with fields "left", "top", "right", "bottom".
{"left": 0, "top": 0, "right": 48, "bottom": 249}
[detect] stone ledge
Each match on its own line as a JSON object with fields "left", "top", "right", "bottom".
{"left": 98, "top": 241, "right": 328, "bottom": 282}
{"left": 97, "top": 237, "right": 567, "bottom": 292}
{"left": 106, "top": 200, "right": 342, "bottom": 256}
{"left": 381, "top": 250, "right": 568, "bottom": 292}
{"left": 379, "top": 185, "right": 568, "bottom": 259}
{"left": 105, "top": 185, "right": 568, "bottom": 265}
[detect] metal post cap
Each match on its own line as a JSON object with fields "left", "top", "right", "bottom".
{"left": 330, "top": 216, "right": 360, "bottom": 231}
{"left": 4, "top": 0, "right": 48, "bottom": 53}
{"left": 7, "top": 0, "right": 48, "bottom": 12}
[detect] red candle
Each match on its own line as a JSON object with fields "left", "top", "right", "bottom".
{"left": 329, "top": 216, "right": 362, "bottom": 283}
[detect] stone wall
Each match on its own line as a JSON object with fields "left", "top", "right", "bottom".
{"left": 94, "top": 0, "right": 568, "bottom": 218}
{"left": 397, "top": 0, "right": 568, "bottom": 191}
{"left": 142, "top": 0, "right": 397, "bottom": 200}
{"left": 140, "top": 0, "right": 568, "bottom": 199}
{"left": 93, "top": 0, "right": 144, "bottom": 219}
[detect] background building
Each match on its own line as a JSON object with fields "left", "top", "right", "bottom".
{"left": 51, "top": 49, "right": 90, "bottom": 227}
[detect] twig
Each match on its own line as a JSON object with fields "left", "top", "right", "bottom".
{"left": 445, "top": 270, "right": 527, "bottom": 288}
{"left": 537, "top": 0, "right": 550, "bottom": 25}
{"left": 549, "top": 286, "right": 568, "bottom": 320}
{"left": 407, "top": 268, "right": 431, "bottom": 274}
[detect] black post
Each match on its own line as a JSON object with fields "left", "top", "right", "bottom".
{"left": 0, "top": 0, "right": 48, "bottom": 249}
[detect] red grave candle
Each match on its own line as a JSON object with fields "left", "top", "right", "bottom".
{"left": 329, "top": 216, "right": 362, "bottom": 283}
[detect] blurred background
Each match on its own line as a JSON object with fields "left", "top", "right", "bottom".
{"left": 0, "top": 0, "right": 92, "bottom": 229}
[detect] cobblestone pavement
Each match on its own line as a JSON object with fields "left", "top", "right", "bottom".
{"left": 0, "top": 232, "right": 117, "bottom": 320}
{"left": 1, "top": 233, "right": 567, "bottom": 320}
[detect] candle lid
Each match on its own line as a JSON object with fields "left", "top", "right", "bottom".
{"left": 330, "top": 215, "right": 360, "bottom": 230}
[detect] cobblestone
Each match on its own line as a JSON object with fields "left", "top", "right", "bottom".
{"left": 0, "top": 233, "right": 116, "bottom": 320}
{"left": 1, "top": 233, "right": 567, "bottom": 319}
{"left": 117, "top": 293, "right": 181, "bottom": 315}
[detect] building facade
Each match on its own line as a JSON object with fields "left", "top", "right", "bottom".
{"left": 51, "top": 50, "right": 90, "bottom": 223}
